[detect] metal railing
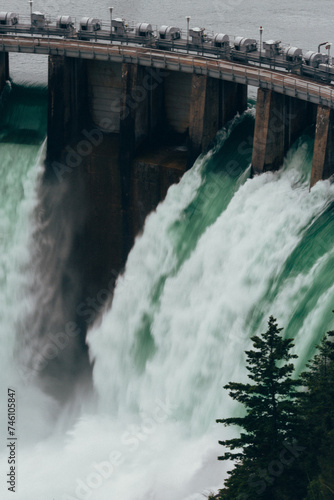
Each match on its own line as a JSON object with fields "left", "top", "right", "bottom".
{"left": 1, "top": 34, "right": 334, "bottom": 108}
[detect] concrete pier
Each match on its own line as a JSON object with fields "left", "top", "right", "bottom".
{"left": 310, "top": 106, "right": 334, "bottom": 188}
{"left": 188, "top": 75, "right": 209, "bottom": 166}
{"left": 84, "top": 136, "right": 125, "bottom": 290}
{"left": 118, "top": 63, "right": 166, "bottom": 256}
{"left": 130, "top": 146, "right": 187, "bottom": 236}
{"left": 252, "top": 88, "right": 315, "bottom": 175}
{"left": 284, "top": 95, "right": 315, "bottom": 148}
{"left": 220, "top": 80, "right": 248, "bottom": 126}
{"left": 47, "top": 55, "right": 89, "bottom": 163}
{"left": 0, "top": 52, "right": 9, "bottom": 96}
{"left": 252, "top": 89, "right": 285, "bottom": 174}
{"left": 188, "top": 75, "right": 218, "bottom": 166}
{"left": 188, "top": 76, "right": 247, "bottom": 166}
{"left": 45, "top": 58, "right": 188, "bottom": 297}
{"left": 119, "top": 62, "right": 138, "bottom": 258}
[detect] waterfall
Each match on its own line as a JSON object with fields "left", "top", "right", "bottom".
{"left": 1, "top": 97, "right": 334, "bottom": 499}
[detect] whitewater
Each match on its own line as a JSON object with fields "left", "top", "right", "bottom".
{"left": 0, "top": 77, "right": 334, "bottom": 500}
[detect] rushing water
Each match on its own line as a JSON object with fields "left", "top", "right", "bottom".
{"left": 0, "top": 83, "right": 46, "bottom": 388}
{"left": 1, "top": 1, "right": 334, "bottom": 499}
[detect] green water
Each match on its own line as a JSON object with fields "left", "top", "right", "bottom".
{"left": 0, "top": 83, "right": 47, "bottom": 144}
{"left": 0, "top": 83, "right": 47, "bottom": 404}
{"left": 1, "top": 83, "right": 334, "bottom": 500}
{"left": 0, "top": 83, "right": 47, "bottom": 250}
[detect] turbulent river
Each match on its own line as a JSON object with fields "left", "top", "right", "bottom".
{"left": 1, "top": 83, "right": 334, "bottom": 499}
{"left": 0, "top": 1, "right": 334, "bottom": 499}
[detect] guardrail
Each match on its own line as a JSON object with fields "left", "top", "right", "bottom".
{"left": 1, "top": 35, "right": 334, "bottom": 109}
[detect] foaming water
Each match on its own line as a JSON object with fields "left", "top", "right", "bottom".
{"left": 0, "top": 84, "right": 93, "bottom": 403}
{"left": 0, "top": 83, "right": 62, "bottom": 451}
{"left": 0, "top": 86, "right": 45, "bottom": 384}
{"left": 0, "top": 85, "right": 91, "bottom": 500}
{"left": 2, "top": 111, "right": 333, "bottom": 500}
{"left": 0, "top": 135, "right": 61, "bottom": 445}
{"left": 1, "top": 100, "right": 334, "bottom": 499}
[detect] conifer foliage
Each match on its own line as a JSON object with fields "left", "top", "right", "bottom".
{"left": 212, "top": 316, "right": 334, "bottom": 500}
{"left": 215, "top": 316, "right": 303, "bottom": 499}
{"left": 299, "top": 329, "right": 334, "bottom": 499}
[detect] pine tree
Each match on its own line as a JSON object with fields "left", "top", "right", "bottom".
{"left": 298, "top": 329, "right": 334, "bottom": 499}
{"left": 299, "top": 329, "right": 334, "bottom": 439}
{"left": 216, "top": 316, "right": 304, "bottom": 499}
{"left": 304, "top": 430, "right": 334, "bottom": 500}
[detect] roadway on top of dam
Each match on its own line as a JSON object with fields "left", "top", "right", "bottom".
{"left": 1, "top": 34, "right": 334, "bottom": 109}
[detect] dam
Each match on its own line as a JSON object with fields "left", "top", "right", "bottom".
{"left": 1, "top": 3, "right": 334, "bottom": 499}
{"left": 0, "top": 8, "right": 334, "bottom": 381}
